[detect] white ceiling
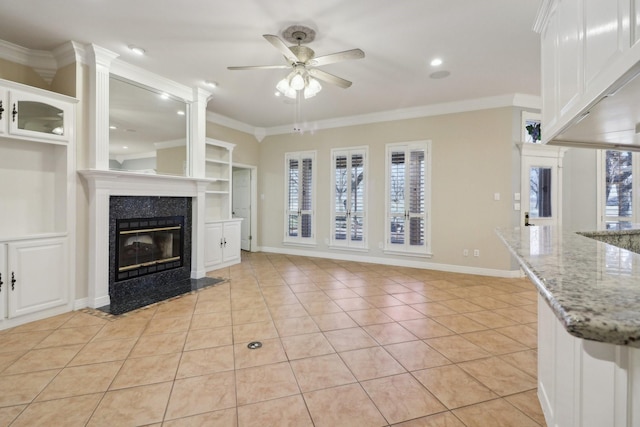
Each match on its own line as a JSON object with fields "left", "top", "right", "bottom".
{"left": 0, "top": 0, "right": 542, "bottom": 129}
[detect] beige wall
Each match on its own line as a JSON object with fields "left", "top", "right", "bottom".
{"left": 50, "top": 63, "right": 77, "bottom": 97}
{"left": 0, "top": 58, "right": 49, "bottom": 89}
{"left": 157, "top": 145, "right": 187, "bottom": 175}
{"left": 258, "top": 107, "right": 516, "bottom": 272}
{"left": 206, "top": 122, "right": 259, "bottom": 166}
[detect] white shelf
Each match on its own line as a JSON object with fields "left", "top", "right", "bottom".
{"left": 204, "top": 138, "right": 235, "bottom": 222}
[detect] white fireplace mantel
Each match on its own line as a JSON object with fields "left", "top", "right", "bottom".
{"left": 79, "top": 169, "right": 212, "bottom": 309}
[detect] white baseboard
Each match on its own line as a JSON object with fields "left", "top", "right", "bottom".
{"left": 74, "top": 298, "right": 88, "bottom": 310}
{"left": 259, "top": 246, "right": 522, "bottom": 278}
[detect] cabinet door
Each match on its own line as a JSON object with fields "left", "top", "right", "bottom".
{"left": 0, "top": 88, "right": 7, "bottom": 136}
{"left": 7, "top": 237, "right": 68, "bottom": 318}
{"left": 0, "top": 244, "right": 6, "bottom": 320}
{"left": 222, "top": 221, "right": 241, "bottom": 264}
{"left": 204, "top": 223, "right": 223, "bottom": 267}
{"left": 8, "top": 90, "right": 70, "bottom": 143}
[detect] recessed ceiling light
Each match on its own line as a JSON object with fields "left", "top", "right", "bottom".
{"left": 430, "top": 70, "right": 451, "bottom": 79}
{"left": 204, "top": 81, "right": 218, "bottom": 88}
{"left": 430, "top": 58, "right": 443, "bottom": 67}
{"left": 123, "top": 146, "right": 128, "bottom": 149}
{"left": 177, "top": 110, "right": 185, "bottom": 116}
{"left": 128, "top": 45, "right": 146, "bottom": 55}
{"left": 160, "top": 93, "right": 170, "bottom": 100}
{"left": 109, "top": 125, "right": 117, "bottom": 130}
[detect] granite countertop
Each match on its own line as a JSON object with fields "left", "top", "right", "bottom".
{"left": 496, "top": 226, "right": 640, "bottom": 348}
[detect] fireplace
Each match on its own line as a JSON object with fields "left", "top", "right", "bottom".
{"left": 108, "top": 196, "right": 193, "bottom": 315}
{"left": 116, "top": 216, "right": 184, "bottom": 281}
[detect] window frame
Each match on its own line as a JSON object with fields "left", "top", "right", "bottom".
{"left": 384, "top": 140, "right": 432, "bottom": 257}
{"left": 329, "top": 146, "right": 369, "bottom": 251}
{"left": 597, "top": 149, "right": 640, "bottom": 229}
{"left": 283, "top": 150, "right": 317, "bottom": 246}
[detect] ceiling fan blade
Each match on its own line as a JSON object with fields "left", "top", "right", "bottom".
{"left": 308, "top": 68, "right": 352, "bottom": 89}
{"left": 310, "top": 48, "right": 365, "bottom": 67}
{"left": 228, "top": 65, "right": 291, "bottom": 70}
{"left": 263, "top": 34, "right": 300, "bottom": 64}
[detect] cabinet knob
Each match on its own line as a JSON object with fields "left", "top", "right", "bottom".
{"left": 11, "top": 272, "right": 15, "bottom": 290}
{"left": 0, "top": 100, "right": 4, "bottom": 120}
{"left": 0, "top": 272, "right": 2, "bottom": 292}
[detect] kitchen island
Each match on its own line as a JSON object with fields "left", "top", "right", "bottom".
{"left": 497, "top": 226, "right": 640, "bottom": 427}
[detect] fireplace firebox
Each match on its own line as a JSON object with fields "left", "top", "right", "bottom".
{"left": 115, "top": 216, "right": 184, "bottom": 281}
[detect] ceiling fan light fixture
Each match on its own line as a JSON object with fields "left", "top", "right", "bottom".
{"left": 304, "top": 77, "right": 322, "bottom": 99}
{"left": 290, "top": 72, "right": 306, "bottom": 91}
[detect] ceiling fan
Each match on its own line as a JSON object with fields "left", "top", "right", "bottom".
{"left": 228, "top": 25, "right": 365, "bottom": 99}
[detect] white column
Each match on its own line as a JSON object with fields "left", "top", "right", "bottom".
{"left": 189, "top": 87, "right": 211, "bottom": 279}
{"left": 87, "top": 44, "right": 118, "bottom": 170}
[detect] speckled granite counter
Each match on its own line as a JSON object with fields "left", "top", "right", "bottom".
{"left": 497, "top": 225, "right": 640, "bottom": 348}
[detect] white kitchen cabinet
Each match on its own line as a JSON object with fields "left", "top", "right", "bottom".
{"left": 204, "top": 219, "right": 242, "bottom": 270}
{"left": 538, "top": 294, "right": 640, "bottom": 427}
{"left": 536, "top": 0, "right": 635, "bottom": 144}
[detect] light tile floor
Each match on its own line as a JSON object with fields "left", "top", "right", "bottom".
{"left": 0, "top": 252, "right": 546, "bottom": 426}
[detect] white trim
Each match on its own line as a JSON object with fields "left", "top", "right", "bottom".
{"left": 283, "top": 150, "right": 317, "bottom": 245}
{"left": 232, "top": 162, "right": 259, "bottom": 252}
{"left": 110, "top": 58, "right": 196, "bottom": 102}
{"left": 260, "top": 246, "right": 523, "bottom": 278}
{"left": 204, "top": 93, "right": 542, "bottom": 139}
{"left": 330, "top": 146, "right": 369, "bottom": 250}
{"left": 74, "top": 298, "right": 89, "bottom": 310}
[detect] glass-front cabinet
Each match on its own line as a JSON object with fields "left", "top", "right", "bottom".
{"left": 5, "top": 89, "right": 70, "bottom": 143}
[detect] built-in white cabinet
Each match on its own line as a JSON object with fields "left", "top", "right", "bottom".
{"left": 536, "top": 0, "right": 637, "bottom": 143}
{"left": 204, "top": 220, "right": 241, "bottom": 269}
{"left": 205, "top": 138, "right": 235, "bottom": 221}
{"left": 0, "top": 87, "right": 72, "bottom": 144}
{"left": 204, "top": 138, "right": 241, "bottom": 271}
{"left": 0, "top": 78, "right": 76, "bottom": 329}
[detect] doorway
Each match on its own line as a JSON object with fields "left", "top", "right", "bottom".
{"left": 520, "top": 144, "right": 567, "bottom": 227}
{"left": 232, "top": 165, "right": 257, "bottom": 251}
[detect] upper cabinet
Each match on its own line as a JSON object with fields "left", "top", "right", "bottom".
{"left": 0, "top": 87, "right": 72, "bottom": 144}
{"left": 536, "top": 0, "right": 640, "bottom": 148}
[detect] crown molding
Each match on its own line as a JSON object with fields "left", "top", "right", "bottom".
{"left": 53, "top": 41, "right": 86, "bottom": 68}
{"left": 205, "top": 93, "right": 541, "bottom": 139}
{"left": 110, "top": 58, "right": 193, "bottom": 102}
{"left": 0, "top": 39, "right": 57, "bottom": 83}
{"left": 533, "top": 0, "right": 554, "bottom": 34}
{"left": 205, "top": 110, "right": 257, "bottom": 135}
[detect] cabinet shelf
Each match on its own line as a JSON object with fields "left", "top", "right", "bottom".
{"left": 204, "top": 138, "right": 234, "bottom": 222}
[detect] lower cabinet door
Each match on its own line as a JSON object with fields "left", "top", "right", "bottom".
{"left": 7, "top": 237, "right": 68, "bottom": 318}
{"left": 0, "top": 244, "right": 6, "bottom": 320}
{"left": 222, "top": 221, "right": 241, "bottom": 264}
{"left": 204, "top": 223, "right": 223, "bottom": 268}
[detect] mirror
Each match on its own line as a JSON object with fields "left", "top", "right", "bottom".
{"left": 109, "top": 76, "right": 188, "bottom": 176}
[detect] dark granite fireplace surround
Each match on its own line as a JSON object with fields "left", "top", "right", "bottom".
{"left": 108, "top": 196, "right": 193, "bottom": 315}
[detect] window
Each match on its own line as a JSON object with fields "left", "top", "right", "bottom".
{"left": 385, "top": 141, "right": 431, "bottom": 255}
{"left": 601, "top": 150, "right": 637, "bottom": 228}
{"left": 284, "top": 151, "right": 316, "bottom": 244}
{"left": 331, "top": 147, "right": 368, "bottom": 249}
